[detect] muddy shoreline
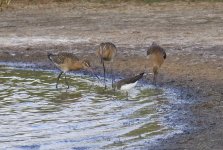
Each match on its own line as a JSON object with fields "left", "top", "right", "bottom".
{"left": 0, "top": 1, "right": 223, "bottom": 149}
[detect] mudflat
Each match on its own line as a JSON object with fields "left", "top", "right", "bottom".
{"left": 0, "top": 1, "right": 223, "bottom": 149}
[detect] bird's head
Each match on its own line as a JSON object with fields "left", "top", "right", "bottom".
{"left": 81, "top": 59, "right": 91, "bottom": 69}
{"left": 81, "top": 59, "right": 100, "bottom": 80}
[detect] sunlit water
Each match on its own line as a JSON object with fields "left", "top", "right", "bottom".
{"left": 0, "top": 66, "right": 182, "bottom": 150}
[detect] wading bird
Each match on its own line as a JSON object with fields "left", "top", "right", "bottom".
{"left": 146, "top": 42, "right": 166, "bottom": 84}
{"left": 96, "top": 42, "right": 117, "bottom": 89}
{"left": 48, "top": 52, "right": 99, "bottom": 89}
{"left": 113, "top": 72, "right": 144, "bottom": 97}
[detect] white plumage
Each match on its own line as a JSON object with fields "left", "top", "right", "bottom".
{"left": 120, "top": 81, "right": 138, "bottom": 91}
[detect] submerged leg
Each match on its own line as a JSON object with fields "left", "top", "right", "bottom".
{"left": 56, "top": 72, "right": 63, "bottom": 89}
{"left": 64, "top": 73, "right": 69, "bottom": 89}
{"left": 102, "top": 59, "right": 107, "bottom": 89}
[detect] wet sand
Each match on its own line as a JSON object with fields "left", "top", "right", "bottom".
{"left": 0, "top": 1, "right": 223, "bottom": 149}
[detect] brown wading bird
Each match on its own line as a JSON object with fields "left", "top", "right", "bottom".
{"left": 96, "top": 42, "right": 117, "bottom": 89}
{"left": 146, "top": 42, "right": 166, "bottom": 84}
{"left": 113, "top": 72, "right": 144, "bottom": 97}
{"left": 48, "top": 52, "right": 99, "bottom": 89}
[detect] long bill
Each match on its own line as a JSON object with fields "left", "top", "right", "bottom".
{"left": 87, "top": 68, "right": 100, "bottom": 80}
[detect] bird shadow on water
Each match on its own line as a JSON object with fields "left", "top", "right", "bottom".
{"left": 47, "top": 88, "right": 82, "bottom": 105}
{"left": 91, "top": 86, "right": 130, "bottom": 101}
{"left": 17, "top": 144, "right": 40, "bottom": 150}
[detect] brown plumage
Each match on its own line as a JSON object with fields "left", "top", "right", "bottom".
{"left": 96, "top": 42, "right": 117, "bottom": 89}
{"left": 48, "top": 52, "right": 96, "bottom": 89}
{"left": 146, "top": 42, "right": 166, "bottom": 84}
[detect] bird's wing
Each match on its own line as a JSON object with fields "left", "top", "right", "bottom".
{"left": 115, "top": 73, "right": 144, "bottom": 89}
{"left": 127, "top": 73, "right": 144, "bottom": 83}
{"left": 48, "top": 52, "right": 79, "bottom": 65}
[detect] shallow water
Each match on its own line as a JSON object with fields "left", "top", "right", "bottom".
{"left": 0, "top": 66, "right": 180, "bottom": 150}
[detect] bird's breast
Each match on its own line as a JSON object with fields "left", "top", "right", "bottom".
{"left": 120, "top": 81, "right": 138, "bottom": 91}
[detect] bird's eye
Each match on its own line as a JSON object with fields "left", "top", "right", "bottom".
{"left": 85, "top": 62, "right": 90, "bottom": 67}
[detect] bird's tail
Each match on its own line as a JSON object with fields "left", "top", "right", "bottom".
{"left": 130, "top": 72, "right": 144, "bottom": 83}
{"left": 47, "top": 52, "right": 53, "bottom": 62}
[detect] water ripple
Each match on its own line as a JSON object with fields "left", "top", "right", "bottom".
{"left": 0, "top": 66, "right": 181, "bottom": 149}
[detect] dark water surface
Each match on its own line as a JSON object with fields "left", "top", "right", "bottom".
{"left": 0, "top": 66, "right": 183, "bottom": 150}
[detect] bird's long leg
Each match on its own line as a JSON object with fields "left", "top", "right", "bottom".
{"left": 153, "top": 71, "right": 158, "bottom": 86}
{"left": 64, "top": 73, "right": 69, "bottom": 89}
{"left": 102, "top": 59, "right": 107, "bottom": 89}
{"left": 110, "top": 62, "right": 114, "bottom": 88}
{"left": 153, "top": 74, "right": 156, "bottom": 85}
{"left": 153, "top": 66, "right": 158, "bottom": 86}
{"left": 126, "top": 92, "right": 129, "bottom": 100}
{"left": 56, "top": 72, "right": 63, "bottom": 89}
